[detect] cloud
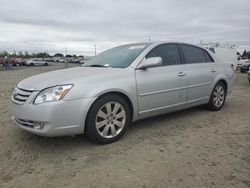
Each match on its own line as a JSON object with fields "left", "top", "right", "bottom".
{"left": 0, "top": 0, "right": 249, "bottom": 54}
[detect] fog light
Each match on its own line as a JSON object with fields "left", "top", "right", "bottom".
{"left": 33, "top": 122, "right": 45, "bottom": 130}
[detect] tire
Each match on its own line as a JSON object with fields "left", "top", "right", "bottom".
{"left": 30, "top": 63, "right": 34, "bottom": 66}
{"left": 44, "top": 63, "right": 49, "bottom": 66}
{"left": 85, "top": 94, "right": 131, "bottom": 144}
{"left": 206, "top": 82, "right": 227, "bottom": 111}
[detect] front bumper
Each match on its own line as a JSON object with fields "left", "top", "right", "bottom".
{"left": 12, "top": 97, "right": 96, "bottom": 137}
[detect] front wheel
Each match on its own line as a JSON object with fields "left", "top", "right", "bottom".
{"left": 206, "top": 82, "right": 227, "bottom": 111}
{"left": 85, "top": 95, "right": 131, "bottom": 144}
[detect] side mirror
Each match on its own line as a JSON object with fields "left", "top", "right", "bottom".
{"left": 137, "top": 57, "right": 162, "bottom": 69}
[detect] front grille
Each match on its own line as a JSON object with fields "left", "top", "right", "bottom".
{"left": 12, "top": 87, "right": 34, "bottom": 105}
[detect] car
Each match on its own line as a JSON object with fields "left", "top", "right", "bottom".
{"left": 207, "top": 46, "right": 238, "bottom": 71}
{"left": 79, "top": 59, "right": 85, "bottom": 64}
{"left": 24, "top": 59, "right": 50, "bottom": 66}
{"left": 12, "top": 58, "right": 25, "bottom": 66}
{"left": 0, "top": 58, "right": 5, "bottom": 67}
{"left": 240, "top": 60, "right": 250, "bottom": 73}
{"left": 237, "top": 57, "right": 249, "bottom": 70}
{"left": 11, "top": 42, "right": 236, "bottom": 144}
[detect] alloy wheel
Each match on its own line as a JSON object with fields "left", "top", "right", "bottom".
{"left": 95, "top": 102, "right": 126, "bottom": 138}
{"left": 213, "top": 85, "right": 225, "bottom": 108}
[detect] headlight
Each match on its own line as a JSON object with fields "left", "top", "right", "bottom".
{"left": 34, "top": 85, "right": 73, "bottom": 104}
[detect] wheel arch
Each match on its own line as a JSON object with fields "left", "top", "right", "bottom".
{"left": 85, "top": 90, "right": 135, "bottom": 130}
{"left": 211, "top": 75, "right": 228, "bottom": 95}
{"left": 218, "top": 79, "right": 228, "bottom": 93}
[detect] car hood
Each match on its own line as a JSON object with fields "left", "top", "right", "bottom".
{"left": 18, "top": 67, "right": 130, "bottom": 90}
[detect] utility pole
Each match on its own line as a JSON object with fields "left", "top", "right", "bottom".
{"left": 148, "top": 35, "right": 151, "bottom": 42}
{"left": 94, "top": 44, "right": 97, "bottom": 56}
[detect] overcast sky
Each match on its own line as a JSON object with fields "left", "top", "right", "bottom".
{"left": 0, "top": 0, "right": 250, "bottom": 55}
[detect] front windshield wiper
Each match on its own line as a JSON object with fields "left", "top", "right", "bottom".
{"left": 84, "top": 64, "right": 109, "bottom": 68}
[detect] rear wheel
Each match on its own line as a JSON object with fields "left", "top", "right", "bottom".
{"left": 85, "top": 94, "right": 130, "bottom": 144}
{"left": 206, "top": 82, "right": 227, "bottom": 111}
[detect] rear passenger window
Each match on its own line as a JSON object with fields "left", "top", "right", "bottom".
{"left": 182, "top": 45, "right": 207, "bottom": 64}
{"left": 204, "top": 50, "right": 214, "bottom": 62}
{"left": 146, "top": 44, "right": 181, "bottom": 66}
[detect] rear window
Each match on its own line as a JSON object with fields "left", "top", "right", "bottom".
{"left": 204, "top": 50, "right": 214, "bottom": 62}
{"left": 182, "top": 44, "right": 211, "bottom": 64}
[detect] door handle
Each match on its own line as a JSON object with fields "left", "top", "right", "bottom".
{"left": 210, "top": 69, "right": 216, "bottom": 73}
{"left": 177, "top": 72, "right": 186, "bottom": 77}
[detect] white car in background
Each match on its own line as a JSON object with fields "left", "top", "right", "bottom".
{"left": 25, "top": 59, "right": 50, "bottom": 66}
{"left": 237, "top": 58, "right": 249, "bottom": 70}
{"left": 207, "top": 47, "right": 238, "bottom": 71}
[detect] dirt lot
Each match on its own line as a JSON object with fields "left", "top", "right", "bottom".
{"left": 0, "top": 64, "right": 249, "bottom": 188}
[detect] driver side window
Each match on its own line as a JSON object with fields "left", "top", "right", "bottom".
{"left": 146, "top": 44, "right": 181, "bottom": 66}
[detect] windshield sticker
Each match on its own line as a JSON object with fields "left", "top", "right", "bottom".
{"left": 129, "top": 45, "right": 146, "bottom": 50}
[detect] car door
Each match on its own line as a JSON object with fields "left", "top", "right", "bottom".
{"left": 180, "top": 44, "right": 218, "bottom": 107}
{"left": 135, "top": 43, "right": 188, "bottom": 118}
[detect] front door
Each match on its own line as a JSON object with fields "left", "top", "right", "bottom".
{"left": 135, "top": 44, "right": 187, "bottom": 118}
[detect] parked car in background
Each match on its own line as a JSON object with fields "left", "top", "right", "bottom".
{"left": 53, "top": 57, "right": 64, "bottom": 63}
{"left": 237, "top": 57, "right": 249, "bottom": 70}
{"left": 70, "top": 57, "right": 85, "bottom": 64}
{"left": 24, "top": 59, "right": 50, "bottom": 66}
{"left": 11, "top": 42, "right": 236, "bottom": 144}
{"left": 207, "top": 47, "right": 238, "bottom": 71}
{"left": 240, "top": 60, "right": 250, "bottom": 73}
{"left": 0, "top": 58, "right": 5, "bottom": 67}
{"left": 199, "top": 43, "right": 238, "bottom": 71}
{"left": 79, "top": 59, "right": 85, "bottom": 64}
{"left": 12, "top": 58, "right": 25, "bottom": 66}
{"left": 43, "top": 57, "right": 54, "bottom": 62}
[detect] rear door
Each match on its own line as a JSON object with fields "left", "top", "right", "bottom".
{"left": 180, "top": 44, "right": 218, "bottom": 107}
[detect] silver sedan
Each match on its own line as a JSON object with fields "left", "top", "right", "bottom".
{"left": 11, "top": 42, "right": 236, "bottom": 143}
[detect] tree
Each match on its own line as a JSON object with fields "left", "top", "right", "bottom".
{"left": 24, "top": 51, "right": 32, "bottom": 58}
{"left": 0, "top": 51, "right": 9, "bottom": 58}
{"left": 36, "top": 52, "right": 50, "bottom": 58}
{"left": 18, "top": 51, "right": 24, "bottom": 58}
{"left": 54, "top": 53, "right": 64, "bottom": 57}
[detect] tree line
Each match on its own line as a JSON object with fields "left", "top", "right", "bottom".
{"left": 0, "top": 51, "right": 83, "bottom": 58}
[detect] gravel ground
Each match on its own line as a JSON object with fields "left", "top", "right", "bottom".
{"left": 0, "top": 64, "right": 249, "bottom": 188}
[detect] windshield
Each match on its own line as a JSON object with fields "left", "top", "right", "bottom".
{"left": 83, "top": 44, "right": 149, "bottom": 68}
